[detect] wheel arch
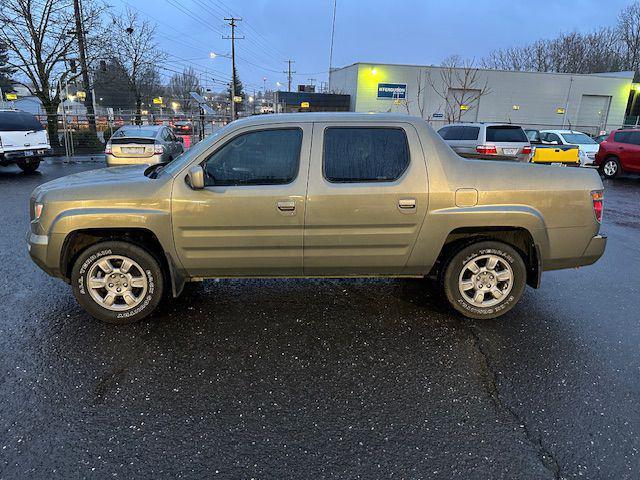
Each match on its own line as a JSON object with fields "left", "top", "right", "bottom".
{"left": 430, "top": 226, "right": 542, "bottom": 288}
{"left": 60, "top": 228, "right": 185, "bottom": 296}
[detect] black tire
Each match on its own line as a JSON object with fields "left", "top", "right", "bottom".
{"left": 18, "top": 158, "right": 41, "bottom": 174}
{"left": 71, "top": 241, "right": 164, "bottom": 324}
{"left": 600, "top": 157, "right": 620, "bottom": 179}
{"left": 442, "top": 240, "right": 526, "bottom": 320}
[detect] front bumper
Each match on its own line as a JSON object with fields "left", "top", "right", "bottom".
{"left": 27, "top": 229, "right": 53, "bottom": 275}
{"left": 581, "top": 234, "right": 607, "bottom": 266}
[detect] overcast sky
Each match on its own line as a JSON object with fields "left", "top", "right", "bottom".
{"left": 124, "top": 0, "right": 633, "bottom": 92}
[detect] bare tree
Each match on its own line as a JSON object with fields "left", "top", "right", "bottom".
{"left": 108, "top": 9, "right": 165, "bottom": 123}
{"left": 169, "top": 67, "right": 201, "bottom": 112}
{"left": 618, "top": 2, "right": 640, "bottom": 75}
{"left": 427, "top": 57, "right": 491, "bottom": 123}
{"left": 0, "top": 0, "right": 103, "bottom": 149}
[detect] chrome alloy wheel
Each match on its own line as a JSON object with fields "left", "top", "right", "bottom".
{"left": 603, "top": 160, "right": 618, "bottom": 177}
{"left": 86, "top": 255, "right": 148, "bottom": 311}
{"left": 458, "top": 254, "right": 514, "bottom": 308}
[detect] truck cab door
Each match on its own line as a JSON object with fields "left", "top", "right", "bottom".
{"left": 303, "top": 122, "right": 428, "bottom": 276}
{"left": 171, "top": 123, "right": 312, "bottom": 277}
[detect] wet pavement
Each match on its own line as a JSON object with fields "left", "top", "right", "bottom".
{"left": 0, "top": 163, "right": 639, "bottom": 479}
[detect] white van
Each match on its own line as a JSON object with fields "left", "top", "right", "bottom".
{"left": 0, "top": 109, "right": 51, "bottom": 173}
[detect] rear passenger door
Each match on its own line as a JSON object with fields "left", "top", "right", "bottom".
{"left": 303, "top": 123, "right": 428, "bottom": 275}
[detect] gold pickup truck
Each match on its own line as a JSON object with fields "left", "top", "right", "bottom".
{"left": 28, "top": 114, "right": 606, "bottom": 324}
{"left": 525, "top": 129, "right": 580, "bottom": 166}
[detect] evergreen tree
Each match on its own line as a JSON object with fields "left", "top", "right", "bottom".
{"left": 0, "top": 41, "right": 16, "bottom": 94}
{"left": 226, "top": 67, "right": 245, "bottom": 112}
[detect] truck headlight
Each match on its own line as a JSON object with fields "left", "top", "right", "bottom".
{"left": 34, "top": 202, "right": 44, "bottom": 220}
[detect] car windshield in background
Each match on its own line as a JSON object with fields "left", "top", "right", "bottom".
{"left": 486, "top": 126, "right": 527, "bottom": 142}
{"left": 563, "top": 133, "right": 597, "bottom": 144}
{"left": 114, "top": 128, "right": 158, "bottom": 138}
{"left": 525, "top": 130, "right": 540, "bottom": 142}
{"left": 0, "top": 111, "right": 44, "bottom": 131}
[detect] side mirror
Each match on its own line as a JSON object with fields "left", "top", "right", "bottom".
{"left": 186, "top": 165, "right": 205, "bottom": 190}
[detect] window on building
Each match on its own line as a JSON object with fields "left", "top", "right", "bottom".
{"left": 323, "top": 127, "right": 409, "bottom": 183}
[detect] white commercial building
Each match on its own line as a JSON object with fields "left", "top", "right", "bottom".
{"left": 329, "top": 62, "right": 635, "bottom": 134}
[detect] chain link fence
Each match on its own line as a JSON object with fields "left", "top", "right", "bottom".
{"left": 35, "top": 113, "right": 225, "bottom": 157}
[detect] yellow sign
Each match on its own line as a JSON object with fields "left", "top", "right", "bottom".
{"left": 153, "top": 97, "right": 163, "bottom": 105}
{"left": 5, "top": 93, "right": 17, "bottom": 101}
{"left": 460, "top": 105, "right": 469, "bottom": 111}
{"left": 512, "top": 105, "right": 520, "bottom": 110}
{"left": 556, "top": 107, "right": 566, "bottom": 114}
{"left": 233, "top": 95, "right": 242, "bottom": 103}
{"left": 300, "top": 101, "right": 310, "bottom": 108}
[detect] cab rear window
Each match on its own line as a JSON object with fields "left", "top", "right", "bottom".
{"left": 0, "top": 111, "right": 44, "bottom": 132}
{"left": 486, "top": 126, "right": 527, "bottom": 142}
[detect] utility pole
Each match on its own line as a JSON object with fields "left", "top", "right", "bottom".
{"left": 328, "top": 0, "right": 337, "bottom": 93}
{"left": 72, "top": 0, "right": 96, "bottom": 133}
{"left": 284, "top": 60, "right": 295, "bottom": 92}
{"left": 223, "top": 17, "right": 243, "bottom": 121}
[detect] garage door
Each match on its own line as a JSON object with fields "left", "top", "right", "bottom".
{"left": 577, "top": 95, "right": 611, "bottom": 134}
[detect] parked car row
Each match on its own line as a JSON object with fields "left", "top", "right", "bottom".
{"left": 436, "top": 122, "right": 640, "bottom": 180}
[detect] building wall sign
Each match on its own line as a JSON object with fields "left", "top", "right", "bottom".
{"left": 377, "top": 83, "right": 407, "bottom": 99}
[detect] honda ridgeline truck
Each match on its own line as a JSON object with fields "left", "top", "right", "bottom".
{"left": 28, "top": 113, "right": 606, "bottom": 323}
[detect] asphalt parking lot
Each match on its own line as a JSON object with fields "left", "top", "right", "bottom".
{"left": 0, "top": 161, "right": 639, "bottom": 479}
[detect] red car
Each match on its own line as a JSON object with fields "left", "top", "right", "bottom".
{"left": 595, "top": 128, "right": 640, "bottom": 178}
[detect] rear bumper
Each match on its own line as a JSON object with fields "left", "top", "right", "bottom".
{"left": 106, "top": 153, "right": 164, "bottom": 166}
{"left": 0, "top": 148, "right": 52, "bottom": 164}
{"left": 580, "top": 234, "right": 607, "bottom": 266}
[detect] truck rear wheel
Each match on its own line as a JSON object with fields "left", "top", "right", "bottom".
{"left": 18, "top": 159, "right": 41, "bottom": 174}
{"left": 442, "top": 240, "right": 526, "bottom": 320}
{"left": 71, "top": 241, "right": 164, "bottom": 324}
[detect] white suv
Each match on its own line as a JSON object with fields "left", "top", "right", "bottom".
{"left": 0, "top": 109, "right": 51, "bottom": 173}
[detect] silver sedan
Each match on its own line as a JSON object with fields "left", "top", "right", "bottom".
{"left": 105, "top": 125, "right": 184, "bottom": 166}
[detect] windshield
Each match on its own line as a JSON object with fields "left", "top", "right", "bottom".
{"left": 0, "top": 111, "right": 44, "bottom": 132}
{"left": 160, "top": 125, "right": 229, "bottom": 176}
{"left": 113, "top": 128, "right": 158, "bottom": 138}
{"left": 561, "top": 133, "right": 596, "bottom": 145}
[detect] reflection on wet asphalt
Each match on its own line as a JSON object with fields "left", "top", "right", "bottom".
{"left": 1, "top": 162, "right": 638, "bottom": 479}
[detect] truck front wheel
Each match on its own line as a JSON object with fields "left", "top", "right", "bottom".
{"left": 71, "top": 241, "right": 164, "bottom": 324}
{"left": 442, "top": 241, "right": 526, "bottom": 320}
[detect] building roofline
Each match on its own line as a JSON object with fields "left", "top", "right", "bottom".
{"left": 331, "top": 62, "right": 635, "bottom": 80}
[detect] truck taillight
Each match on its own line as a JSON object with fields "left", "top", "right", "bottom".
{"left": 154, "top": 144, "right": 164, "bottom": 154}
{"left": 522, "top": 145, "right": 532, "bottom": 155}
{"left": 591, "top": 190, "right": 603, "bottom": 223}
{"left": 105, "top": 142, "right": 112, "bottom": 155}
{"left": 476, "top": 145, "right": 497, "bottom": 155}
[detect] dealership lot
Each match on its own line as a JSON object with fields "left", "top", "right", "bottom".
{"left": 1, "top": 161, "right": 639, "bottom": 479}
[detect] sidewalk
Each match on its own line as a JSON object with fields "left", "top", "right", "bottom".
{"left": 44, "top": 154, "right": 106, "bottom": 164}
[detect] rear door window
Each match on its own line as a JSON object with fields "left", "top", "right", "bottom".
{"left": 323, "top": 127, "right": 409, "bottom": 183}
{"left": 613, "top": 131, "right": 640, "bottom": 145}
{"left": 486, "top": 126, "right": 527, "bottom": 142}
{"left": 0, "top": 111, "right": 44, "bottom": 132}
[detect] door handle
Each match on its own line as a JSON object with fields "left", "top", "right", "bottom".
{"left": 277, "top": 201, "right": 296, "bottom": 212}
{"left": 398, "top": 198, "right": 416, "bottom": 209}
